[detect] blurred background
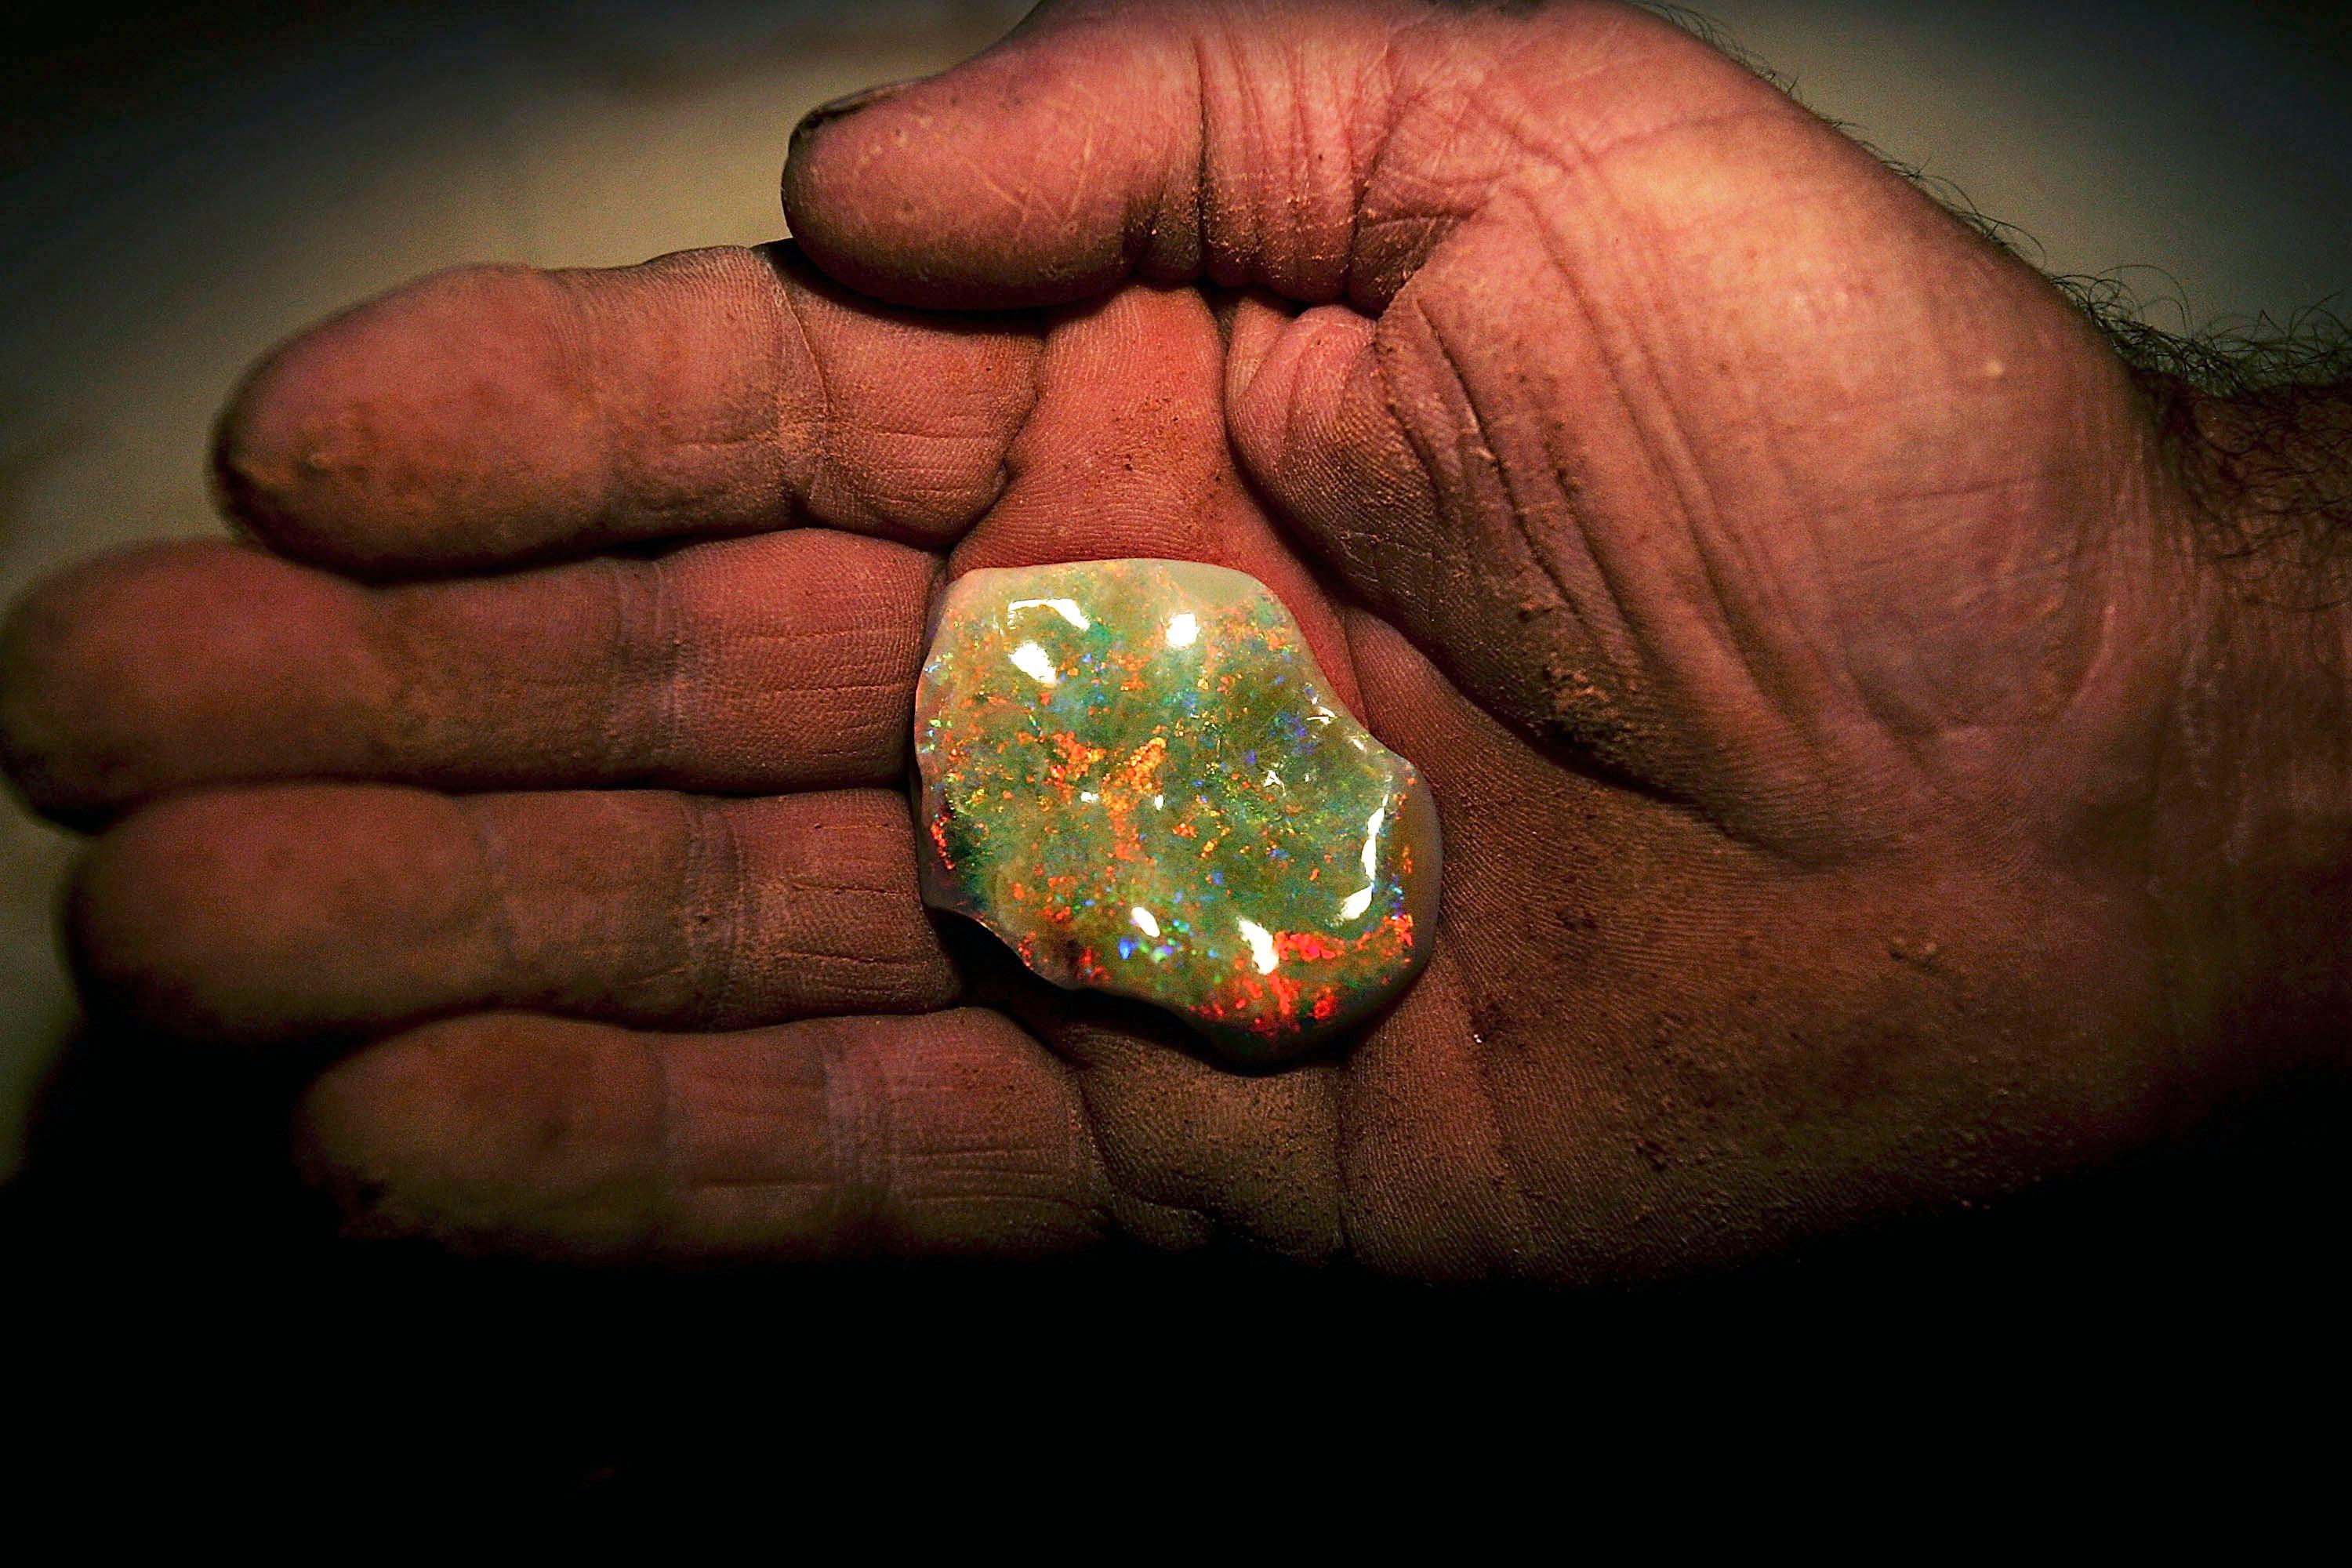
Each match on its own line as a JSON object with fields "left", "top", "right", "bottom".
{"left": 2, "top": 0, "right": 2347, "bottom": 1181}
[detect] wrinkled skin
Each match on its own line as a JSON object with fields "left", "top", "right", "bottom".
{"left": 2, "top": 0, "right": 2342, "bottom": 1282}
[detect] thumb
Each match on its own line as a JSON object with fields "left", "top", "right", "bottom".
{"left": 780, "top": 0, "right": 1704, "bottom": 310}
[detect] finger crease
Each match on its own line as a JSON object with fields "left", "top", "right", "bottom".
{"left": 681, "top": 795, "right": 753, "bottom": 1027}
{"left": 599, "top": 557, "right": 686, "bottom": 776}
{"left": 821, "top": 1034, "right": 895, "bottom": 1250}
{"left": 775, "top": 278, "right": 834, "bottom": 514}
{"left": 459, "top": 800, "right": 528, "bottom": 993}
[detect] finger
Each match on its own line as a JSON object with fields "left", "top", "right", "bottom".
{"left": 782, "top": 0, "right": 1751, "bottom": 310}
{"left": 1, "top": 528, "right": 931, "bottom": 818}
{"left": 215, "top": 243, "right": 1040, "bottom": 574}
{"left": 71, "top": 785, "right": 954, "bottom": 1044}
{"left": 295, "top": 1007, "right": 1107, "bottom": 1262}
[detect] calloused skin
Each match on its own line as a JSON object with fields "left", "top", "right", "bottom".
{"left": 1, "top": 0, "right": 2343, "bottom": 1281}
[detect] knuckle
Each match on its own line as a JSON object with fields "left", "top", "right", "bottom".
{"left": 692, "top": 789, "right": 961, "bottom": 1023}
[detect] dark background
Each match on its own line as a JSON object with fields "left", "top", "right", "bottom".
{"left": 5, "top": 1, "right": 2347, "bottom": 1488}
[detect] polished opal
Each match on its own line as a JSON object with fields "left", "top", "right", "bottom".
{"left": 913, "top": 558, "right": 1440, "bottom": 1057}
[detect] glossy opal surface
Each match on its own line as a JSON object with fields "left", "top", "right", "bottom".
{"left": 913, "top": 558, "right": 1439, "bottom": 1056}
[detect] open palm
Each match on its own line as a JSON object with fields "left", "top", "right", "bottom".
{"left": 1, "top": 1, "right": 2266, "bottom": 1279}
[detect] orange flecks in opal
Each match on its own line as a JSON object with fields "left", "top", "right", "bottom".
{"left": 1052, "top": 731, "right": 1105, "bottom": 777}
{"left": 1108, "top": 734, "right": 1167, "bottom": 795}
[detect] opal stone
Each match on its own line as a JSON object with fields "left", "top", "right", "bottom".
{"left": 913, "top": 558, "right": 1440, "bottom": 1058}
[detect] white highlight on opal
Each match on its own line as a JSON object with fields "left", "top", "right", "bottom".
{"left": 1009, "top": 641, "right": 1058, "bottom": 685}
{"left": 1011, "top": 597, "right": 1091, "bottom": 630}
{"left": 1165, "top": 612, "right": 1199, "bottom": 648}
{"left": 1338, "top": 804, "right": 1387, "bottom": 923}
{"left": 1131, "top": 906, "right": 1161, "bottom": 938}
{"left": 1236, "top": 916, "right": 1279, "bottom": 975}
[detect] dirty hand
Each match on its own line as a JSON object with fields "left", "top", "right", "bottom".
{"left": 4, "top": 0, "right": 2339, "bottom": 1279}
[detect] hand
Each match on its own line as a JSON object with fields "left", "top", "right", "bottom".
{"left": 4, "top": 0, "right": 2338, "bottom": 1282}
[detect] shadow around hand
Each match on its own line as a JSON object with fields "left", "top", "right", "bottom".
{"left": 5, "top": 1007, "right": 2343, "bottom": 1495}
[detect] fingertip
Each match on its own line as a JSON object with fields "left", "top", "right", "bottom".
{"left": 786, "top": 77, "right": 926, "bottom": 153}
{"left": 213, "top": 263, "right": 599, "bottom": 575}
{"left": 0, "top": 543, "right": 391, "bottom": 822}
{"left": 1218, "top": 292, "right": 1297, "bottom": 401}
{"left": 1225, "top": 301, "right": 1381, "bottom": 499}
{"left": 296, "top": 1014, "right": 664, "bottom": 1256}
{"left": 3, "top": 544, "right": 287, "bottom": 822}
{"left": 68, "top": 785, "right": 491, "bottom": 1045}
{"left": 209, "top": 328, "right": 332, "bottom": 565}
{"left": 1223, "top": 299, "right": 1440, "bottom": 617}
{"left": 67, "top": 790, "right": 238, "bottom": 1038}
